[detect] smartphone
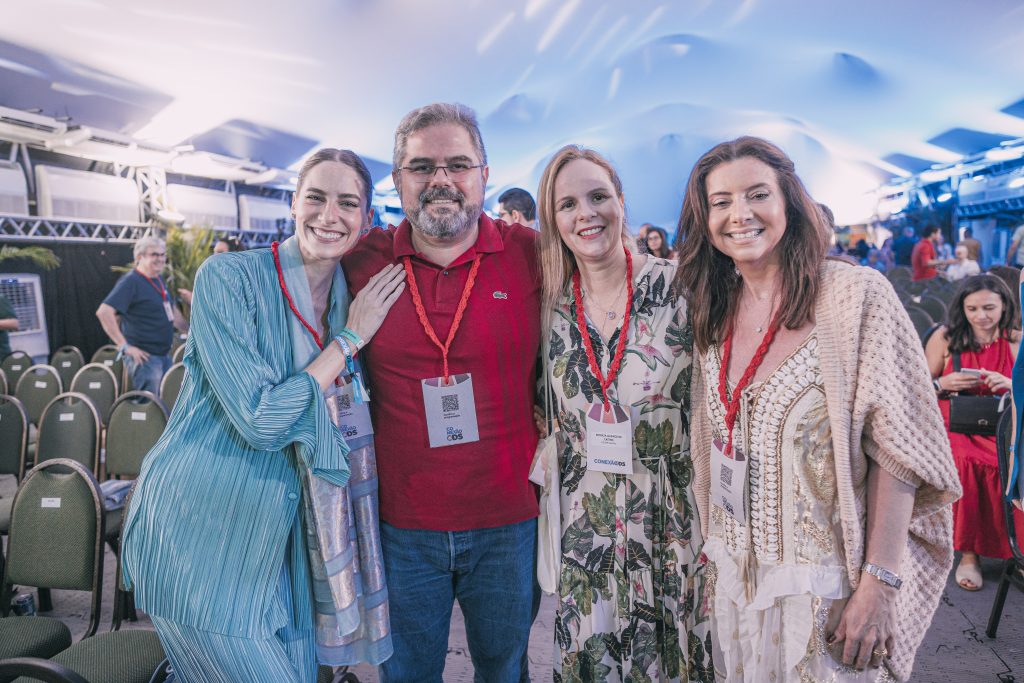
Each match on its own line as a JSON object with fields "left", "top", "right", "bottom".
{"left": 961, "top": 368, "right": 983, "bottom": 379}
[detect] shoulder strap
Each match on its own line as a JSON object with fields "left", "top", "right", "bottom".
{"left": 952, "top": 351, "right": 961, "bottom": 372}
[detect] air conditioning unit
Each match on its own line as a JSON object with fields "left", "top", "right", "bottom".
{"left": 0, "top": 161, "right": 29, "bottom": 216}
{"left": 0, "top": 105, "right": 66, "bottom": 146}
{"left": 0, "top": 273, "right": 48, "bottom": 363}
{"left": 166, "top": 184, "right": 238, "bottom": 230}
{"left": 35, "top": 165, "right": 142, "bottom": 223}
{"left": 239, "top": 195, "right": 289, "bottom": 233}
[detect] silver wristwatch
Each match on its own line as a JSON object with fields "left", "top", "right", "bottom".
{"left": 862, "top": 562, "right": 903, "bottom": 590}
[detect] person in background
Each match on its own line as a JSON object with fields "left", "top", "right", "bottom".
{"left": 496, "top": 187, "right": 537, "bottom": 230}
{"left": 342, "top": 103, "right": 541, "bottom": 683}
{"left": 214, "top": 236, "right": 245, "bottom": 254}
{"left": 122, "top": 148, "right": 405, "bottom": 682}
{"left": 879, "top": 237, "right": 896, "bottom": 271}
{"left": 911, "top": 224, "right": 954, "bottom": 281}
{"left": 862, "top": 247, "right": 887, "bottom": 273}
{"left": 945, "top": 244, "right": 981, "bottom": 281}
{"left": 925, "top": 274, "right": 1024, "bottom": 591}
{"left": 96, "top": 236, "right": 186, "bottom": 393}
{"left": 0, "top": 293, "right": 17, "bottom": 359}
{"left": 958, "top": 227, "right": 982, "bottom": 264}
{"left": 676, "top": 136, "right": 960, "bottom": 681}
{"left": 645, "top": 225, "right": 674, "bottom": 259}
{"left": 893, "top": 226, "right": 917, "bottom": 267}
{"left": 1007, "top": 221, "right": 1024, "bottom": 268}
{"left": 537, "top": 145, "right": 711, "bottom": 681}
{"left": 637, "top": 222, "right": 653, "bottom": 252}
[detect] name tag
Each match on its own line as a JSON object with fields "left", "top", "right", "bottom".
{"left": 59, "top": 413, "right": 74, "bottom": 422}
{"left": 711, "top": 436, "right": 748, "bottom": 525}
{"left": 103, "top": 360, "right": 114, "bottom": 366}
{"left": 88, "top": 381, "right": 102, "bottom": 389}
{"left": 163, "top": 300, "right": 175, "bottom": 321}
{"left": 41, "top": 498, "right": 61, "bottom": 508}
{"left": 335, "top": 375, "right": 373, "bottom": 440}
{"left": 422, "top": 373, "right": 480, "bottom": 448}
{"left": 34, "top": 381, "right": 47, "bottom": 389}
{"left": 131, "top": 412, "right": 147, "bottom": 421}
{"left": 10, "top": 364, "right": 21, "bottom": 371}
{"left": 61, "top": 361, "right": 72, "bottom": 368}
{"left": 585, "top": 404, "right": 633, "bottom": 474}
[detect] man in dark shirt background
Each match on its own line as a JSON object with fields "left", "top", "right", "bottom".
{"left": 0, "top": 293, "right": 18, "bottom": 359}
{"left": 893, "top": 225, "right": 917, "bottom": 266}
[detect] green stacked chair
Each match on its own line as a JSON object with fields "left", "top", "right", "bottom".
{"left": 14, "top": 365, "right": 62, "bottom": 428}
{"left": 0, "top": 367, "right": 7, "bottom": 394}
{"left": 36, "top": 393, "right": 101, "bottom": 478}
{"left": 0, "top": 459, "right": 167, "bottom": 682}
{"left": 69, "top": 364, "right": 118, "bottom": 426}
{"left": 104, "top": 392, "right": 167, "bottom": 481}
{"left": 49, "top": 347, "right": 85, "bottom": 395}
{"left": 915, "top": 293, "right": 947, "bottom": 324}
{"left": 89, "top": 346, "right": 123, "bottom": 396}
{"left": 0, "top": 395, "right": 29, "bottom": 546}
{"left": 1, "top": 351, "right": 32, "bottom": 394}
{"left": 171, "top": 343, "right": 186, "bottom": 364}
{"left": 158, "top": 362, "right": 186, "bottom": 413}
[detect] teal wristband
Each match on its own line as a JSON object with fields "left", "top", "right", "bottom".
{"left": 339, "top": 327, "right": 364, "bottom": 350}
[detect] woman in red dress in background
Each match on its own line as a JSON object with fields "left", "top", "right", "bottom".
{"left": 925, "top": 274, "right": 1024, "bottom": 590}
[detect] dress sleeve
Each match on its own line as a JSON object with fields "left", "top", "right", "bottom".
{"left": 188, "top": 257, "right": 350, "bottom": 486}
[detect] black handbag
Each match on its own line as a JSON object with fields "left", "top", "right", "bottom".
{"left": 947, "top": 352, "right": 1009, "bottom": 436}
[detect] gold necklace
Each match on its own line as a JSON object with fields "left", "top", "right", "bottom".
{"left": 584, "top": 278, "right": 627, "bottom": 322}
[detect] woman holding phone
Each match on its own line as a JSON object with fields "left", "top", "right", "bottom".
{"left": 925, "top": 273, "right": 1024, "bottom": 592}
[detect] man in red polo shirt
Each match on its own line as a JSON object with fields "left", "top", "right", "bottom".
{"left": 343, "top": 103, "right": 540, "bottom": 682}
{"left": 911, "top": 224, "right": 953, "bottom": 281}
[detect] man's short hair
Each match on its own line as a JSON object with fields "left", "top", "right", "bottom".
{"left": 497, "top": 188, "right": 536, "bottom": 222}
{"left": 922, "top": 224, "right": 940, "bottom": 238}
{"left": 393, "top": 102, "right": 487, "bottom": 169}
{"left": 134, "top": 236, "right": 166, "bottom": 262}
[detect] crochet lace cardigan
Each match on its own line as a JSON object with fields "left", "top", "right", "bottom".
{"left": 690, "top": 259, "right": 962, "bottom": 681}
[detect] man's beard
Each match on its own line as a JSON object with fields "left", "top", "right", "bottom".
{"left": 406, "top": 186, "right": 481, "bottom": 239}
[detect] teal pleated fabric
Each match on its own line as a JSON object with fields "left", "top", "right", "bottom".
{"left": 121, "top": 247, "right": 351, "bottom": 640}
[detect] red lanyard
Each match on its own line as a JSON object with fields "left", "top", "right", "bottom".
{"left": 717, "top": 313, "right": 781, "bottom": 455}
{"left": 403, "top": 254, "right": 482, "bottom": 384}
{"left": 571, "top": 245, "right": 634, "bottom": 412}
{"left": 271, "top": 241, "right": 341, "bottom": 386}
{"left": 138, "top": 270, "right": 167, "bottom": 301}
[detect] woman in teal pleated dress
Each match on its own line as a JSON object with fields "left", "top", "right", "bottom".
{"left": 537, "top": 145, "right": 713, "bottom": 682}
{"left": 121, "top": 149, "right": 405, "bottom": 682}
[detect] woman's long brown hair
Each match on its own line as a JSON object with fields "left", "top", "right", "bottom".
{"left": 673, "top": 136, "right": 831, "bottom": 354}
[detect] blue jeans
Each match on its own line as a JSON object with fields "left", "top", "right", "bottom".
{"left": 379, "top": 518, "right": 537, "bottom": 683}
{"left": 126, "top": 353, "right": 172, "bottom": 394}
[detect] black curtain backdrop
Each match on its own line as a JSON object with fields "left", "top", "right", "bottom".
{"left": 0, "top": 240, "right": 135, "bottom": 360}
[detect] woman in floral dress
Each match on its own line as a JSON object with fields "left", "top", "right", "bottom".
{"left": 536, "top": 145, "right": 713, "bottom": 682}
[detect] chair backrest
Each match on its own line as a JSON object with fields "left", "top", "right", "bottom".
{"left": 887, "top": 266, "right": 911, "bottom": 282}
{"left": 0, "top": 394, "right": 28, "bottom": 479}
{"left": 15, "top": 364, "right": 63, "bottom": 426}
{"left": 172, "top": 343, "right": 187, "bottom": 364}
{"left": 50, "top": 346, "right": 86, "bottom": 392}
{"left": 0, "top": 658, "right": 91, "bottom": 683}
{"left": 159, "top": 362, "right": 187, "bottom": 412}
{"left": 0, "top": 366, "right": 7, "bottom": 394}
{"left": 1, "top": 350, "right": 32, "bottom": 392}
{"left": 36, "top": 392, "right": 102, "bottom": 477}
{"left": 3, "top": 458, "right": 104, "bottom": 638}
{"left": 995, "top": 411, "right": 1023, "bottom": 562}
{"left": 70, "top": 363, "right": 119, "bottom": 424}
{"left": 904, "top": 305, "right": 934, "bottom": 344}
{"left": 105, "top": 391, "right": 168, "bottom": 479}
{"left": 915, "top": 294, "right": 948, "bottom": 324}
{"left": 90, "top": 345, "right": 123, "bottom": 394}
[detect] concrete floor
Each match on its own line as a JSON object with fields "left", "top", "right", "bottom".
{"left": 3, "top": 473, "right": 1023, "bottom": 682}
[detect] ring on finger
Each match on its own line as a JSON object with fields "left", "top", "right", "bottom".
{"left": 872, "top": 647, "right": 887, "bottom": 657}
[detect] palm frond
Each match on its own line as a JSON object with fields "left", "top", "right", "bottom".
{"left": 0, "top": 245, "right": 61, "bottom": 270}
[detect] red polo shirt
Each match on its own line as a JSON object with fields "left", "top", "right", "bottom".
{"left": 343, "top": 215, "right": 541, "bottom": 530}
{"left": 911, "top": 239, "right": 937, "bottom": 281}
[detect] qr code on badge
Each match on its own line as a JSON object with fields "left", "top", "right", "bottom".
{"left": 338, "top": 394, "right": 351, "bottom": 410}
{"left": 720, "top": 465, "right": 732, "bottom": 487}
{"left": 442, "top": 394, "right": 459, "bottom": 412}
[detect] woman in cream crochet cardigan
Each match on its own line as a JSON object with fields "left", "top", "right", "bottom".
{"left": 675, "top": 136, "right": 962, "bottom": 682}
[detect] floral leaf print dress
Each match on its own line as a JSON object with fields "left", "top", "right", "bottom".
{"left": 549, "top": 257, "right": 713, "bottom": 683}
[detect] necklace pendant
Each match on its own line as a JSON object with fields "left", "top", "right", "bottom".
{"left": 607, "top": 311, "right": 616, "bottom": 320}
{"left": 755, "top": 326, "right": 764, "bottom": 333}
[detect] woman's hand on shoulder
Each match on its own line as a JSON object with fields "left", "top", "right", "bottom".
{"left": 345, "top": 263, "right": 406, "bottom": 345}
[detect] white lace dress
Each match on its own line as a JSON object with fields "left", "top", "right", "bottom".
{"left": 701, "top": 334, "right": 894, "bottom": 683}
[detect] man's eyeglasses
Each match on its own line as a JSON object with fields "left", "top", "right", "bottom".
{"left": 146, "top": 252, "right": 167, "bottom": 258}
{"left": 398, "top": 162, "right": 484, "bottom": 183}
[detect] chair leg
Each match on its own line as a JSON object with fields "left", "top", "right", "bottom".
{"left": 986, "top": 559, "right": 1013, "bottom": 638}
